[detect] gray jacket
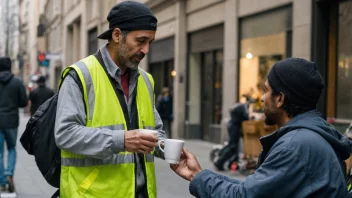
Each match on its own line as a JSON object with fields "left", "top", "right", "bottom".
{"left": 55, "top": 45, "right": 166, "bottom": 197}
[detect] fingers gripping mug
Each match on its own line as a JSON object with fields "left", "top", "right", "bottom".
{"left": 139, "top": 129, "right": 158, "bottom": 136}
{"left": 158, "top": 139, "right": 184, "bottom": 164}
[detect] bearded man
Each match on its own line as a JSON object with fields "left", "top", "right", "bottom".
{"left": 170, "top": 58, "right": 350, "bottom": 198}
{"left": 55, "top": 1, "right": 166, "bottom": 197}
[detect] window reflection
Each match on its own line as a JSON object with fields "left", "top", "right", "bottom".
{"left": 239, "top": 33, "right": 286, "bottom": 112}
{"left": 336, "top": 1, "right": 352, "bottom": 119}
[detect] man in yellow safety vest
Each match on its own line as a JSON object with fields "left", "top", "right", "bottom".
{"left": 54, "top": 1, "right": 165, "bottom": 197}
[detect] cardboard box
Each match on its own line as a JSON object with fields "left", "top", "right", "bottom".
{"left": 346, "top": 155, "right": 352, "bottom": 175}
{"left": 242, "top": 120, "right": 277, "bottom": 157}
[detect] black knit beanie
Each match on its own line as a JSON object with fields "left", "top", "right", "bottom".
{"left": 267, "top": 58, "right": 324, "bottom": 107}
{"left": 97, "top": 1, "right": 157, "bottom": 40}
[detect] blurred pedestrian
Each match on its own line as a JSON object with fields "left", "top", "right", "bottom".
{"left": 29, "top": 76, "right": 55, "bottom": 115}
{"left": 214, "top": 95, "right": 251, "bottom": 171}
{"left": 54, "top": 1, "right": 165, "bottom": 197}
{"left": 0, "top": 57, "right": 28, "bottom": 193}
{"left": 156, "top": 87, "right": 173, "bottom": 138}
{"left": 170, "top": 58, "right": 350, "bottom": 197}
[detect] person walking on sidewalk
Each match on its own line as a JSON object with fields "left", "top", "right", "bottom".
{"left": 0, "top": 57, "right": 28, "bottom": 193}
{"left": 156, "top": 87, "right": 173, "bottom": 138}
{"left": 29, "top": 76, "right": 55, "bottom": 115}
{"left": 171, "top": 58, "right": 350, "bottom": 197}
{"left": 55, "top": 1, "right": 165, "bottom": 198}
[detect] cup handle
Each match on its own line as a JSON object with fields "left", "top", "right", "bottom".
{"left": 158, "top": 140, "right": 165, "bottom": 152}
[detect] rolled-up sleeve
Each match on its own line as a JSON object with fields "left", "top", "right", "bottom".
{"left": 54, "top": 75, "right": 125, "bottom": 159}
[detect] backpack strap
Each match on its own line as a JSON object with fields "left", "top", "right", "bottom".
{"left": 51, "top": 189, "right": 60, "bottom": 198}
{"left": 58, "top": 68, "right": 83, "bottom": 92}
{"left": 67, "top": 69, "right": 84, "bottom": 92}
{"left": 58, "top": 65, "right": 86, "bottom": 114}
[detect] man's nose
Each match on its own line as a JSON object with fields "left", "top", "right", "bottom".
{"left": 140, "top": 43, "right": 150, "bottom": 54}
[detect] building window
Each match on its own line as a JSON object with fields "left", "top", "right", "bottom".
{"left": 149, "top": 37, "right": 175, "bottom": 96}
{"left": 336, "top": 1, "right": 352, "bottom": 119}
{"left": 150, "top": 60, "right": 174, "bottom": 97}
{"left": 199, "top": 50, "right": 223, "bottom": 125}
{"left": 239, "top": 6, "right": 292, "bottom": 110}
{"left": 88, "top": 27, "right": 98, "bottom": 55}
{"left": 186, "top": 25, "right": 224, "bottom": 141}
{"left": 187, "top": 49, "right": 223, "bottom": 140}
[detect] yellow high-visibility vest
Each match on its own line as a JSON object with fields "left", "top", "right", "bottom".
{"left": 59, "top": 55, "right": 157, "bottom": 198}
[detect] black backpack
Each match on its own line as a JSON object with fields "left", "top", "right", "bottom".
{"left": 20, "top": 69, "right": 83, "bottom": 197}
{"left": 20, "top": 94, "right": 61, "bottom": 187}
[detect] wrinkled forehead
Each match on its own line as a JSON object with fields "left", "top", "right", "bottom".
{"left": 128, "top": 30, "right": 155, "bottom": 41}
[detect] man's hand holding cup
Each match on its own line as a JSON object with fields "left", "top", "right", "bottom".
{"left": 124, "top": 129, "right": 158, "bottom": 154}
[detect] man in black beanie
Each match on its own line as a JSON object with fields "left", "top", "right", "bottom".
{"left": 55, "top": 1, "right": 166, "bottom": 198}
{"left": 169, "top": 58, "right": 350, "bottom": 197}
{"left": 0, "top": 56, "right": 27, "bottom": 193}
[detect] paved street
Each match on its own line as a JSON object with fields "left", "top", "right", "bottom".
{"left": 13, "top": 112, "right": 246, "bottom": 198}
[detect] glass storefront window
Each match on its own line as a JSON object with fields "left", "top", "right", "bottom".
{"left": 336, "top": 1, "right": 352, "bottom": 119}
{"left": 214, "top": 51, "right": 223, "bottom": 124}
{"left": 200, "top": 50, "right": 223, "bottom": 139}
{"left": 187, "top": 50, "right": 223, "bottom": 140}
{"left": 150, "top": 60, "right": 174, "bottom": 97}
{"left": 239, "top": 6, "right": 292, "bottom": 112}
{"left": 239, "top": 33, "right": 286, "bottom": 108}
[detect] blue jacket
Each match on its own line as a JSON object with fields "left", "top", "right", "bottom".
{"left": 190, "top": 110, "right": 350, "bottom": 198}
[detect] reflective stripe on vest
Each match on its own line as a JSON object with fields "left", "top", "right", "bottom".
{"left": 74, "top": 61, "right": 95, "bottom": 121}
{"left": 62, "top": 153, "right": 154, "bottom": 166}
{"left": 139, "top": 67, "right": 154, "bottom": 108}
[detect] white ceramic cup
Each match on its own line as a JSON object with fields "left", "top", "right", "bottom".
{"left": 139, "top": 129, "right": 158, "bottom": 137}
{"left": 158, "top": 139, "right": 184, "bottom": 164}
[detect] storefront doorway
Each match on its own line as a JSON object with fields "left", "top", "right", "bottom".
{"left": 200, "top": 50, "right": 223, "bottom": 140}
{"left": 186, "top": 25, "right": 224, "bottom": 141}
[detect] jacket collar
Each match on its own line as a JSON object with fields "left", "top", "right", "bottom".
{"left": 257, "top": 110, "right": 320, "bottom": 166}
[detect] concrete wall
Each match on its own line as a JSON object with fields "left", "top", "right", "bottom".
{"left": 172, "top": 0, "right": 187, "bottom": 139}
{"left": 221, "top": 0, "right": 238, "bottom": 142}
{"left": 187, "top": 1, "right": 225, "bottom": 32}
{"left": 62, "top": 0, "right": 87, "bottom": 67}
{"left": 292, "top": 0, "right": 311, "bottom": 60}
{"left": 29, "top": 0, "right": 39, "bottom": 76}
{"left": 186, "top": 0, "right": 224, "bottom": 14}
{"left": 153, "top": 3, "right": 176, "bottom": 40}
{"left": 45, "top": 0, "right": 63, "bottom": 89}
{"left": 238, "top": 0, "right": 292, "bottom": 17}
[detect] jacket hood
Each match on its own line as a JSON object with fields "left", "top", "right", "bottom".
{"left": 0, "top": 71, "right": 14, "bottom": 84}
{"left": 277, "top": 110, "right": 351, "bottom": 160}
{"left": 0, "top": 57, "right": 11, "bottom": 72}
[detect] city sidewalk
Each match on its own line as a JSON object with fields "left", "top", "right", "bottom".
{"left": 12, "top": 113, "right": 246, "bottom": 198}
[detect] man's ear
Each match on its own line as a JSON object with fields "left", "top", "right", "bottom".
{"left": 111, "top": 28, "right": 122, "bottom": 43}
{"left": 276, "top": 92, "right": 285, "bottom": 108}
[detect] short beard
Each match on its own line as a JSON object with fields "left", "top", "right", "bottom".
{"left": 117, "top": 43, "right": 139, "bottom": 70}
{"left": 264, "top": 111, "right": 278, "bottom": 125}
{"left": 264, "top": 97, "right": 280, "bottom": 126}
